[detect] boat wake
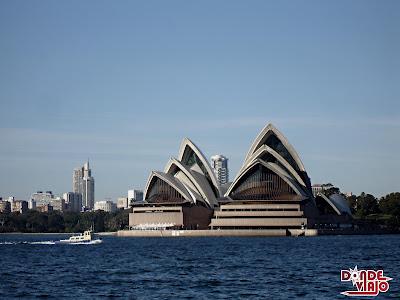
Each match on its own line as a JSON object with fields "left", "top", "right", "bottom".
{"left": 0, "top": 241, "right": 55, "bottom": 245}
{"left": 0, "top": 239, "right": 102, "bottom": 245}
{"left": 58, "top": 239, "right": 103, "bottom": 245}
{"left": 30, "top": 241, "right": 56, "bottom": 245}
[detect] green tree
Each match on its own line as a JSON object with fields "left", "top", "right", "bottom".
{"left": 48, "top": 212, "right": 65, "bottom": 232}
{"left": 26, "top": 211, "right": 48, "bottom": 232}
{"left": 63, "top": 212, "right": 80, "bottom": 232}
{"left": 0, "top": 209, "right": 128, "bottom": 233}
{"left": 355, "top": 192, "right": 379, "bottom": 218}
{"left": 346, "top": 195, "right": 357, "bottom": 214}
{"left": 323, "top": 185, "right": 340, "bottom": 197}
{"left": 379, "top": 192, "right": 400, "bottom": 217}
{"left": 105, "top": 210, "right": 130, "bottom": 231}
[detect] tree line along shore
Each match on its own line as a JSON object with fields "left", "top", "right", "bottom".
{"left": 0, "top": 209, "right": 129, "bottom": 233}
{"left": 0, "top": 192, "right": 399, "bottom": 233}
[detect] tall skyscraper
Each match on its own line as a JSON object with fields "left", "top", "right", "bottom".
{"left": 210, "top": 155, "right": 229, "bottom": 185}
{"left": 72, "top": 160, "right": 95, "bottom": 210}
{"left": 73, "top": 168, "right": 83, "bottom": 194}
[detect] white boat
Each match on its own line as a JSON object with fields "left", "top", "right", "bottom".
{"left": 58, "top": 230, "right": 102, "bottom": 244}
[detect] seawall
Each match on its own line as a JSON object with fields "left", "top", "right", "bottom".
{"left": 117, "top": 229, "right": 318, "bottom": 237}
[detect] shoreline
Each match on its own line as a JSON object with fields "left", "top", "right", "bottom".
{"left": 0, "top": 232, "right": 117, "bottom": 235}
{"left": 0, "top": 232, "right": 72, "bottom": 235}
{"left": 116, "top": 228, "right": 400, "bottom": 237}
{"left": 117, "top": 229, "right": 317, "bottom": 237}
{"left": 1, "top": 229, "right": 398, "bottom": 237}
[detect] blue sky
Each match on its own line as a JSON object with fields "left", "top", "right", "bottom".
{"left": 0, "top": 0, "right": 399, "bottom": 201}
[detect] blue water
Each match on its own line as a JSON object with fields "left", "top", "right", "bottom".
{"left": 0, "top": 234, "right": 399, "bottom": 299}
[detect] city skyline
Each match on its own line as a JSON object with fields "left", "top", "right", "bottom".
{"left": 0, "top": 1, "right": 399, "bottom": 200}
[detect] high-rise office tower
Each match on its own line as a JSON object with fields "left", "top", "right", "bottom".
{"left": 72, "top": 160, "right": 95, "bottom": 210}
{"left": 210, "top": 155, "right": 229, "bottom": 185}
{"left": 73, "top": 168, "right": 83, "bottom": 194}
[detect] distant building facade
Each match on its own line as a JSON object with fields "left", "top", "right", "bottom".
{"left": 211, "top": 155, "right": 229, "bottom": 185}
{"left": 31, "top": 191, "right": 54, "bottom": 207}
{"left": 73, "top": 161, "right": 95, "bottom": 210}
{"left": 128, "top": 189, "right": 144, "bottom": 204}
{"left": 50, "top": 197, "right": 65, "bottom": 212}
{"left": 36, "top": 204, "right": 53, "bottom": 213}
{"left": 311, "top": 183, "right": 336, "bottom": 197}
{"left": 0, "top": 200, "right": 11, "bottom": 213}
{"left": 94, "top": 200, "right": 116, "bottom": 212}
{"left": 117, "top": 197, "right": 129, "bottom": 209}
{"left": 11, "top": 200, "right": 28, "bottom": 214}
{"left": 312, "top": 184, "right": 323, "bottom": 197}
{"left": 28, "top": 199, "right": 36, "bottom": 210}
{"left": 63, "top": 192, "right": 82, "bottom": 213}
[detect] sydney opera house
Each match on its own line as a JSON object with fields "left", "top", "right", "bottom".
{"left": 129, "top": 123, "right": 352, "bottom": 232}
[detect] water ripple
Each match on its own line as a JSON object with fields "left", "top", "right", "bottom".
{"left": 0, "top": 234, "right": 399, "bottom": 299}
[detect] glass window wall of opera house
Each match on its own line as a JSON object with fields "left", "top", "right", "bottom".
{"left": 129, "top": 123, "right": 352, "bottom": 231}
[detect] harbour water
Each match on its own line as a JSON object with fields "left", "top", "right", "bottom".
{"left": 0, "top": 234, "right": 399, "bottom": 299}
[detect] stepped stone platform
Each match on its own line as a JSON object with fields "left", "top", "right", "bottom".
{"left": 117, "top": 229, "right": 318, "bottom": 237}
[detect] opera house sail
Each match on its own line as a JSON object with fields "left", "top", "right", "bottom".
{"left": 210, "top": 124, "right": 317, "bottom": 230}
{"left": 129, "top": 139, "right": 219, "bottom": 230}
{"left": 129, "top": 123, "right": 352, "bottom": 232}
